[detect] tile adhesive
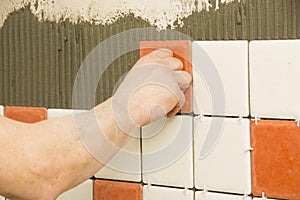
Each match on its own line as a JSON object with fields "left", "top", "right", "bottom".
{"left": 0, "top": 0, "right": 236, "bottom": 30}
{"left": 0, "top": 0, "right": 299, "bottom": 108}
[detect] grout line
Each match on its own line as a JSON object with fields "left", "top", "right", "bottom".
{"left": 140, "top": 127, "right": 144, "bottom": 183}
{"left": 194, "top": 187, "right": 251, "bottom": 197}
{"left": 94, "top": 177, "right": 142, "bottom": 185}
{"left": 247, "top": 41, "right": 252, "bottom": 119}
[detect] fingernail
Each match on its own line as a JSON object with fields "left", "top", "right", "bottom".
{"left": 158, "top": 48, "right": 173, "bottom": 54}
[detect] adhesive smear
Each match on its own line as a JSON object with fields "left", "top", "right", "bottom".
{"left": 0, "top": 0, "right": 237, "bottom": 30}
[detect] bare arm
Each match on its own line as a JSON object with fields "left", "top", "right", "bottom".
{"left": 0, "top": 49, "right": 191, "bottom": 200}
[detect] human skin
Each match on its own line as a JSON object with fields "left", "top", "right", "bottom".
{"left": 0, "top": 49, "right": 191, "bottom": 200}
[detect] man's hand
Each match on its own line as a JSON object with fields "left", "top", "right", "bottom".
{"left": 0, "top": 48, "right": 191, "bottom": 200}
{"left": 111, "top": 48, "right": 192, "bottom": 135}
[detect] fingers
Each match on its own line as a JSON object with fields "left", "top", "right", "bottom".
{"left": 167, "top": 71, "right": 192, "bottom": 118}
{"left": 145, "top": 48, "right": 173, "bottom": 58}
{"left": 157, "top": 57, "right": 183, "bottom": 71}
{"left": 137, "top": 48, "right": 183, "bottom": 71}
{"left": 175, "top": 71, "right": 192, "bottom": 91}
{"left": 166, "top": 104, "right": 181, "bottom": 118}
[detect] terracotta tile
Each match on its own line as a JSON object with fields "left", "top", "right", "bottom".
{"left": 57, "top": 180, "right": 93, "bottom": 200}
{"left": 140, "top": 40, "right": 192, "bottom": 113}
{"left": 251, "top": 120, "right": 300, "bottom": 199}
{"left": 94, "top": 180, "right": 142, "bottom": 200}
{"left": 4, "top": 106, "right": 47, "bottom": 123}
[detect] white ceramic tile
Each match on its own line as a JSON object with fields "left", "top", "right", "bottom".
{"left": 142, "top": 116, "right": 193, "bottom": 188}
{"left": 194, "top": 117, "right": 251, "bottom": 194}
{"left": 0, "top": 196, "right": 5, "bottom": 200}
{"left": 250, "top": 40, "right": 300, "bottom": 119}
{"left": 196, "top": 191, "right": 251, "bottom": 200}
{"left": 47, "top": 109, "right": 88, "bottom": 119}
{"left": 192, "top": 41, "right": 249, "bottom": 117}
{"left": 95, "top": 136, "right": 141, "bottom": 182}
{"left": 143, "top": 185, "right": 193, "bottom": 200}
{"left": 0, "top": 105, "right": 3, "bottom": 116}
{"left": 57, "top": 179, "right": 93, "bottom": 200}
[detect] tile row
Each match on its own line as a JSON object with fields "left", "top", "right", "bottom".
{"left": 1, "top": 106, "right": 299, "bottom": 199}
{"left": 193, "top": 39, "right": 300, "bottom": 119}
{"left": 139, "top": 39, "right": 300, "bottom": 119}
{"left": 71, "top": 180, "right": 283, "bottom": 200}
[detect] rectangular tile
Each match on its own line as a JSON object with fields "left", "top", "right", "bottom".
{"left": 196, "top": 191, "right": 251, "bottom": 200}
{"left": 94, "top": 180, "right": 142, "bottom": 200}
{"left": 140, "top": 40, "right": 192, "bottom": 113}
{"left": 194, "top": 117, "right": 251, "bottom": 194}
{"left": 251, "top": 120, "right": 300, "bottom": 199}
{"left": 250, "top": 40, "right": 300, "bottom": 119}
{"left": 192, "top": 41, "right": 249, "bottom": 117}
{"left": 57, "top": 179, "right": 93, "bottom": 200}
{"left": 95, "top": 136, "right": 141, "bottom": 182}
{"left": 4, "top": 106, "right": 47, "bottom": 123}
{"left": 47, "top": 109, "right": 88, "bottom": 119}
{"left": 142, "top": 116, "right": 193, "bottom": 188}
{"left": 0, "top": 105, "right": 3, "bottom": 116}
{"left": 143, "top": 185, "right": 193, "bottom": 200}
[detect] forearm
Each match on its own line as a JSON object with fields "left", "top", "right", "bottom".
{"left": 0, "top": 98, "right": 129, "bottom": 200}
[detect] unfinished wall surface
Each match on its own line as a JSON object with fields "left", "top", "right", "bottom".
{"left": 0, "top": 0, "right": 299, "bottom": 109}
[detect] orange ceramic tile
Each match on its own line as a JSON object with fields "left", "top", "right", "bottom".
{"left": 140, "top": 40, "right": 192, "bottom": 113}
{"left": 4, "top": 106, "right": 47, "bottom": 123}
{"left": 94, "top": 180, "right": 142, "bottom": 200}
{"left": 251, "top": 120, "right": 300, "bottom": 199}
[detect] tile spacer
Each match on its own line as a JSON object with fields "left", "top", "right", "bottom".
{"left": 255, "top": 116, "right": 259, "bottom": 126}
{"left": 146, "top": 182, "right": 152, "bottom": 191}
{"left": 239, "top": 115, "right": 243, "bottom": 124}
{"left": 183, "top": 186, "right": 188, "bottom": 196}
{"left": 244, "top": 147, "right": 253, "bottom": 153}
{"left": 202, "top": 185, "right": 208, "bottom": 196}
{"left": 199, "top": 114, "right": 204, "bottom": 122}
{"left": 262, "top": 192, "right": 266, "bottom": 200}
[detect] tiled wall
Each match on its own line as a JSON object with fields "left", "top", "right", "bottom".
{"left": 0, "top": 39, "right": 299, "bottom": 200}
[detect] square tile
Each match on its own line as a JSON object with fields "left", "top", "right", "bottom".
{"left": 94, "top": 180, "right": 142, "bottom": 200}
{"left": 251, "top": 120, "right": 300, "bottom": 199}
{"left": 4, "top": 106, "right": 47, "bottom": 123}
{"left": 250, "top": 40, "right": 300, "bottom": 119}
{"left": 194, "top": 117, "right": 251, "bottom": 194}
{"left": 95, "top": 136, "right": 141, "bottom": 182}
{"left": 57, "top": 179, "right": 93, "bottom": 200}
{"left": 192, "top": 41, "right": 249, "bottom": 117}
{"left": 0, "top": 105, "right": 3, "bottom": 116}
{"left": 140, "top": 40, "right": 192, "bottom": 113}
{"left": 143, "top": 185, "right": 193, "bottom": 200}
{"left": 47, "top": 109, "right": 88, "bottom": 119}
{"left": 142, "top": 116, "right": 193, "bottom": 188}
{"left": 196, "top": 191, "right": 251, "bottom": 200}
